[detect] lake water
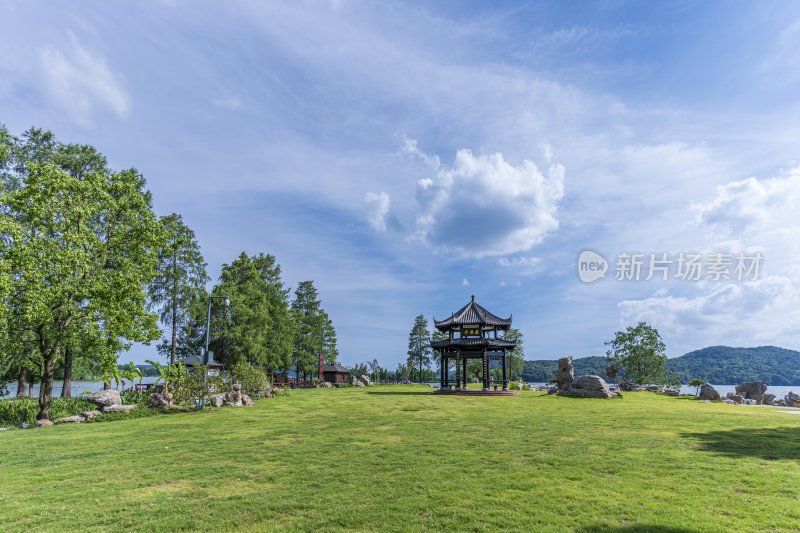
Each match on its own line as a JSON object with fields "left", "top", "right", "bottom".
{"left": 0, "top": 377, "right": 159, "bottom": 398}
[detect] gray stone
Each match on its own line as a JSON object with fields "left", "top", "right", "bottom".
{"left": 786, "top": 391, "right": 800, "bottom": 407}
{"left": 87, "top": 389, "right": 122, "bottom": 407}
{"left": 726, "top": 393, "right": 744, "bottom": 404}
{"left": 723, "top": 399, "right": 737, "bottom": 404}
{"left": 19, "top": 422, "right": 29, "bottom": 429}
{"left": 556, "top": 356, "right": 574, "bottom": 391}
{"left": 763, "top": 393, "right": 776, "bottom": 405}
{"left": 81, "top": 410, "right": 102, "bottom": 419}
{"left": 743, "top": 399, "right": 758, "bottom": 405}
{"left": 647, "top": 385, "right": 664, "bottom": 393}
{"left": 698, "top": 383, "right": 720, "bottom": 401}
{"left": 361, "top": 375, "right": 373, "bottom": 386}
{"left": 546, "top": 386, "right": 558, "bottom": 394}
{"left": 354, "top": 381, "right": 365, "bottom": 387}
{"left": 209, "top": 394, "right": 225, "bottom": 408}
{"left": 241, "top": 394, "right": 254, "bottom": 406}
{"left": 320, "top": 381, "right": 333, "bottom": 388}
{"left": 349, "top": 375, "right": 360, "bottom": 387}
{"left": 735, "top": 381, "right": 767, "bottom": 403}
{"left": 225, "top": 384, "right": 243, "bottom": 406}
{"left": 55, "top": 415, "right": 83, "bottom": 424}
{"left": 102, "top": 404, "right": 137, "bottom": 413}
{"left": 147, "top": 392, "right": 173, "bottom": 410}
{"left": 231, "top": 383, "right": 242, "bottom": 392}
{"left": 34, "top": 419, "right": 53, "bottom": 427}
{"left": 664, "top": 389, "right": 680, "bottom": 396}
{"left": 567, "top": 375, "right": 614, "bottom": 399}
{"left": 0, "top": 427, "right": 10, "bottom": 431}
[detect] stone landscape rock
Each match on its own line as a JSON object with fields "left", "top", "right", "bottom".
{"left": 361, "top": 375, "right": 373, "bottom": 386}
{"left": 55, "top": 415, "right": 83, "bottom": 424}
{"left": 320, "top": 381, "right": 333, "bottom": 388}
{"left": 735, "top": 381, "right": 767, "bottom": 403}
{"left": 726, "top": 393, "right": 744, "bottom": 404}
{"left": 698, "top": 383, "right": 720, "bottom": 401}
{"left": 763, "top": 394, "right": 776, "bottom": 405}
{"left": 102, "top": 404, "right": 137, "bottom": 413}
{"left": 209, "top": 393, "right": 225, "bottom": 408}
{"left": 723, "top": 399, "right": 737, "bottom": 404}
{"left": 34, "top": 419, "right": 53, "bottom": 427}
{"left": 664, "top": 389, "right": 680, "bottom": 396}
{"left": 567, "top": 375, "right": 614, "bottom": 398}
{"left": 355, "top": 381, "right": 365, "bottom": 387}
{"left": 546, "top": 386, "right": 558, "bottom": 394}
{"left": 556, "top": 356, "right": 574, "bottom": 391}
{"left": 743, "top": 399, "right": 758, "bottom": 405}
{"left": 147, "top": 392, "right": 173, "bottom": 410}
{"left": 350, "top": 376, "right": 360, "bottom": 387}
{"left": 81, "top": 410, "right": 102, "bottom": 419}
{"left": 241, "top": 394, "right": 254, "bottom": 406}
{"left": 19, "top": 422, "right": 29, "bottom": 429}
{"left": 225, "top": 384, "right": 243, "bottom": 406}
{"left": 786, "top": 392, "right": 800, "bottom": 407}
{"left": 647, "top": 385, "right": 664, "bottom": 393}
{"left": 88, "top": 389, "right": 122, "bottom": 407}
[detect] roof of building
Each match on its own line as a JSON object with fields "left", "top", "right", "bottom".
{"left": 433, "top": 295, "right": 513, "bottom": 331}
{"left": 182, "top": 355, "right": 225, "bottom": 367}
{"left": 322, "top": 363, "right": 349, "bottom": 373}
{"left": 430, "top": 337, "right": 517, "bottom": 349}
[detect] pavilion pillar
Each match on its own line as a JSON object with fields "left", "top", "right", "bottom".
{"left": 455, "top": 352, "right": 461, "bottom": 391}
{"left": 502, "top": 349, "right": 508, "bottom": 391}
{"left": 461, "top": 357, "right": 467, "bottom": 390}
{"left": 444, "top": 356, "right": 449, "bottom": 388}
{"left": 439, "top": 351, "right": 445, "bottom": 390}
{"left": 482, "top": 351, "right": 489, "bottom": 391}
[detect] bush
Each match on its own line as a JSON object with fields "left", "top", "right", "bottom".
{"left": 0, "top": 397, "right": 93, "bottom": 426}
{"left": 231, "top": 362, "right": 270, "bottom": 398}
{"left": 172, "top": 369, "right": 229, "bottom": 407}
{"left": 120, "top": 389, "right": 149, "bottom": 405}
{"left": 509, "top": 381, "right": 519, "bottom": 390}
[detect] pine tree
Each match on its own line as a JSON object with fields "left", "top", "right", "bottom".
{"left": 407, "top": 314, "right": 431, "bottom": 383}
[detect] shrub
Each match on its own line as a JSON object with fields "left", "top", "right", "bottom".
{"left": 84, "top": 405, "right": 159, "bottom": 423}
{"left": 509, "top": 381, "right": 519, "bottom": 390}
{"left": 231, "top": 362, "right": 270, "bottom": 398}
{"left": 120, "top": 389, "right": 149, "bottom": 405}
{"left": 172, "top": 369, "right": 229, "bottom": 407}
{"left": 0, "top": 397, "right": 93, "bottom": 426}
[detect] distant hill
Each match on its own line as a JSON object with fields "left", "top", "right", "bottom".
{"left": 521, "top": 346, "right": 800, "bottom": 385}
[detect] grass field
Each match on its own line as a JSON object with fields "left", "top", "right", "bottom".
{"left": 2, "top": 386, "right": 800, "bottom": 532}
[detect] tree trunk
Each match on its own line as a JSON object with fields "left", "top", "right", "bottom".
{"left": 28, "top": 378, "right": 35, "bottom": 397}
{"left": 171, "top": 257, "right": 178, "bottom": 365}
{"left": 37, "top": 352, "right": 57, "bottom": 421}
{"left": 16, "top": 366, "right": 27, "bottom": 397}
{"left": 103, "top": 378, "right": 110, "bottom": 390}
{"left": 61, "top": 345, "right": 73, "bottom": 398}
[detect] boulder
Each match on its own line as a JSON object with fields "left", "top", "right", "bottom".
{"left": 647, "top": 385, "right": 664, "bottom": 393}
{"left": 209, "top": 394, "right": 225, "bottom": 408}
{"left": 320, "top": 381, "right": 333, "bottom": 388}
{"left": 87, "top": 389, "right": 121, "bottom": 407}
{"left": 698, "top": 383, "right": 720, "bottom": 401}
{"left": 225, "top": 390, "right": 243, "bottom": 406}
{"left": 763, "top": 394, "right": 776, "bottom": 405}
{"left": 735, "top": 381, "right": 767, "bottom": 403}
{"left": 786, "top": 391, "right": 800, "bottom": 407}
{"left": 81, "top": 410, "right": 102, "bottom": 419}
{"left": 355, "top": 381, "right": 365, "bottom": 387}
{"left": 664, "top": 389, "right": 680, "bottom": 397}
{"left": 726, "top": 393, "right": 744, "bottom": 404}
{"left": 723, "top": 399, "right": 737, "bottom": 404}
{"left": 147, "top": 392, "right": 173, "bottom": 410}
{"left": 361, "top": 375, "right": 373, "bottom": 386}
{"left": 567, "top": 375, "right": 614, "bottom": 399}
{"left": 102, "top": 404, "right": 137, "bottom": 413}
{"left": 556, "top": 356, "right": 574, "bottom": 391}
{"left": 55, "top": 415, "right": 83, "bottom": 424}
{"left": 743, "top": 399, "right": 758, "bottom": 405}
{"left": 19, "top": 422, "right": 29, "bottom": 429}
{"left": 546, "top": 386, "right": 558, "bottom": 394}
{"left": 350, "top": 376, "right": 360, "bottom": 387}
{"left": 231, "top": 383, "right": 242, "bottom": 392}
{"left": 241, "top": 394, "right": 254, "bottom": 406}
{"left": 34, "top": 419, "right": 53, "bottom": 427}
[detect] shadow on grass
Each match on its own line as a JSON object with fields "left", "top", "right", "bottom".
{"left": 682, "top": 426, "right": 800, "bottom": 461}
{"left": 579, "top": 525, "right": 698, "bottom": 533}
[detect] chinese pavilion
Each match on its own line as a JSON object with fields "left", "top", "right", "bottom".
{"left": 430, "top": 295, "right": 518, "bottom": 395}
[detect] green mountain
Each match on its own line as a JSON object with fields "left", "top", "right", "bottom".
{"left": 521, "top": 346, "right": 800, "bottom": 385}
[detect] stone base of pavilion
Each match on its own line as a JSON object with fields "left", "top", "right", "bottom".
{"left": 429, "top": 389, "right": 520, "bottom": 396}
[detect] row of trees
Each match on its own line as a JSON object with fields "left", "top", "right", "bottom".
{"left": 406, "top": 314, "right": 525, "bottom": 383}
{"left": 0, "top": 125, "right": 337, "bottom": 419}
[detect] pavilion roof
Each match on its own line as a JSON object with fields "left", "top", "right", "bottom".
{"left": 433, "top": 295, "right": 512, "bottom": 331}
{"left": 430, "top": 337, "right": 517, "bottom": 349}
{"left": 322, "top": 363, "right": 349, "bottom": 373}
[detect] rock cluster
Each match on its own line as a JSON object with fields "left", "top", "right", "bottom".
{"left": 567, "top": 375, "right": 618, "bottom": 398}
{"left": 735, "top": 381, "right": 767, "bottom": 402}
{"left": 699, "top": 383, "right": 720, "bottom": 401}
{"left": 350, "top": 376, "right": 365, "bottom": 387}
{"left": 51, "top": 389, "right": 139, "bottom": 425}
{"left": 319, "top": 381, "right": 333, "bottom": 388}
{"left": 556, "top": 356, "right": 574, "bottom": 391}
{"left": 147, "top": 392, "right": 173, "bottom": 410}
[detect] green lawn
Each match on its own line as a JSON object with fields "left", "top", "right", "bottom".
{"left": 2, "top": 386, "right": 800, "bottom": 532}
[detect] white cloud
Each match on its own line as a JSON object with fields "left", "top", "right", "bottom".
{"left": 364, "top": 191, "right": 391, "bottom": 232}
{"left": 401, "top": 135, "right": 440, "bottom": 170}
{"left": 412, "top": 148, "right": 564, "bottom": 257}
{"left": 462, "top": 278, "right": 470, "bottom": 286}
{"left": 214, "top": 96, "right": 242, "bottom": 110}
{"left": 37, "top": 32, "right": 130, "bottom": 126}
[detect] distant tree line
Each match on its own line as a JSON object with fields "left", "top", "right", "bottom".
{"left": 0, "top": 124, "right": 338, "bottom": 419}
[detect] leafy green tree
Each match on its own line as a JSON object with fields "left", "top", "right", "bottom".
{"left": 501, "top": 327, "right": 525, "bottom": 380}
{"left": 605, "top": 322, "right": 674, "bottom": 386}
{"left": 689, "top": 378, "right": 707, "bottom": 396}
{"left": 0, "top": 141, "right": 163, "bottom": 420}
{"left": 320, "top": 315, "right": 339, "bottom": 364}
{"left": 291, "top": 281, "right": 327, "bottom": 381}
{"left": 149, "top": 213, "right": 209, "bottom": 365}
{"left": 407, "top": 314, "right": 431, "bottom": 383}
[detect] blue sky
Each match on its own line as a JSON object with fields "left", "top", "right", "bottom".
{"left": 2, "top": 1, "right": 800, "bottom": 368}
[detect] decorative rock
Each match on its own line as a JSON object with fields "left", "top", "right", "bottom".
{"left": 723, "top": 399, "right": 737, "bottom": 404}
{"left": 556, "top": 356, "right": 574, "bottom": 391}
{"left": 567, "top": 375, "right": 614, "bottom": 399}
{"left": 698, "top": 383, "right": 720, "bottom": 401}
{"left": 34, "top": 419, "right": 53, "bottom": 427}
{"left": 786, "top": 392, "right": 800, "bottom": 407}
{"left": 209, "top": 394, "right": 225, "bottom": 407}
{"left": 743, "top": 399, "right": 758, "bottom": 405}
{"left": 355, "top": 381, "right": 365, "bottom": 387}
{"left": 87, "top": 389, "right": 122, "bottom": 407}
{"left": 231, "top": 383, "right": 242, "bottom": 392}
{"left": 55, "top": 415, "right": 83, "bottom": 424}
{"left": 102, "top": 404, "right": 137, "bottom": 413}
{"left": 546, "top": 386, "right": 558, "bottom": 394}
{"left": 735, "top": 381, "right": 767, "bottom": 403}
{"left": 763, "top": 393, "right": 776, "bottom": 405}
{"left": 726, "top": 393, "right": 744, "bottom": 404}
{"left": 664, "top": 389, "right": 680, "bottom": 397}
{"left": 647, "top": 385, "right": 664, "bottom": 393}
{"left": 19, "top": 422, "right": 29, "bottom": 429}
{"left": 225, "top": 384, "right": 243, "bottom": 406}
{"left": 320, "top": 381, "right": 333, "bottom": 388}
{"left": 361, "top": 375, "right": 373, "bottom": 386}
{"left": 81, "top": 410, "right": 102, "bottom": 419}
{"left": 242, "top": 394, "right": 254, "bottom": 406}
{"left": 147, "top": 392, "right": 173, "bottom": 410}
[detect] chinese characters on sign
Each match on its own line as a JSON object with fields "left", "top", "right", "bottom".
{"left": 613, "top": 252, "right": 763, "bottom": 281}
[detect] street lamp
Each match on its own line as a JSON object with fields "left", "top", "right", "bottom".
{"left": 201, "top": 295, "right": 230, "bottom": 410}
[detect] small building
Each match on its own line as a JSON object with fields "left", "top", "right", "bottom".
{"left": 322, "top": 363, "right": 349, "bottom": 384}
{"left": 183, "top": 353, "right": 225, "bottom": 376}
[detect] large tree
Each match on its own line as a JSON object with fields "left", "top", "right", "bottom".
{"left": 500, "top": 327, "right": 525, "bottom": 380}
{"left": 407, "top": 314, "right": 431, "bottom": 383}
{"left": 605, "top": 322, "right": 673, "bottom": 386}
{"left": 291, "top": 281, "right": 327, "bottom": 380}
{"left": 149, "top": 213, "right": 209, "bottom": 364}
{"left": 0, "top": 137, "right": 164, "bottom": 420}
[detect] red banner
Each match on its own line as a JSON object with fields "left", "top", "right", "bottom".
{"left": 319, "top": 353, "right": 324, "bottom": 379}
